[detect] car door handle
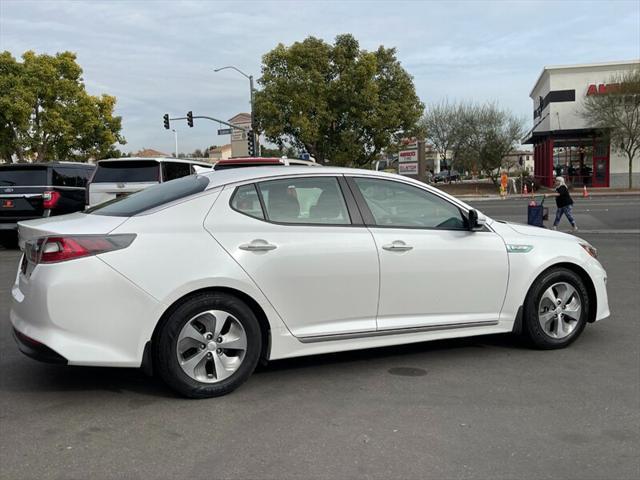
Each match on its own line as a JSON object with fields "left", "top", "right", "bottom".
{"left": 239, "top": 239, "right": 278, "bottom": 252}
{"left": 382, "top": 241, "right": 413, "bottom": 252}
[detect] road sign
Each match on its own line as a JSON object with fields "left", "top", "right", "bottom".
{"left": 399, "top": 162, "right": 418, "bottom": 175}
{"left": 217, "top": 128, "right": 233, "bottom": 135}
{"left": 399, "top": 150, "right": 418, "bottom": 163}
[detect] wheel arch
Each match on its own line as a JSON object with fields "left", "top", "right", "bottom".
{"left": 145, "top": 286, "right": 272, "bottom": 374}
{"left": 525, "top": 262, "right": 597, "bottom": 324}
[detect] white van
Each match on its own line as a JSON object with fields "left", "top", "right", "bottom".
{"left": 87, "top": 158, "right": 213, "bottom": 207}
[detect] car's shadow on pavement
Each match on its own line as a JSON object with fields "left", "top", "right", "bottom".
{"left": 1, "top": 333, "right": 529, "bottom": 398}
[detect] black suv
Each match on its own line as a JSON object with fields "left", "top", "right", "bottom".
{"left": 0, "top": 163, "right": 95, "bottom": 236}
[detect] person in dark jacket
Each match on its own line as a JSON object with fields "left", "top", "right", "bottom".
{"left": 546, "top": 176, "right": 577, "bottom": 231}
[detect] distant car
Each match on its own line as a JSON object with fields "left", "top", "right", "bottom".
{"left": 87, "top": 157, "right": 213, "bottom": 207}
{"left": 213, "top": 157, "right": 320, "bottom": 170}
{"left": 12, "top": 167, "right": 609, "bottom": 398}
{"left": 1, "top": 162, "right": 94, "bottom": 233}
{"left": 433, "top": 170, "right": 461, "bottom": 183}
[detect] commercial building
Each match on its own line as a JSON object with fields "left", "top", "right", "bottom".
{"left": 523, "top": 60, "right": 639, "bottom": 188}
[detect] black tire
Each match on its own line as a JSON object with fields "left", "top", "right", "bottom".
{"left": 154, "top": 292, "right": 262, "bottom": 398}
{"left": 523, "top": 267, "right": 589, "bottom": 349}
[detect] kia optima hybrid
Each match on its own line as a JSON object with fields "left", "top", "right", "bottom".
{"left": 11, "top": 167, "right": 610, "bottom": 398}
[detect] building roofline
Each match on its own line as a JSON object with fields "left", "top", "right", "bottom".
{"left": 529, "top": 59, "right": 640, "bottom": 97}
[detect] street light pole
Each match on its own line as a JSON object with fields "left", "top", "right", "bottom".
{"left": 213, "top": 65, "right": 257, "bottom": 156}
{"left": 171, "top": 129, "right": 178, "bottom": 158}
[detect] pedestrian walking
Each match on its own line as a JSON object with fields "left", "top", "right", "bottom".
{"left": 546, "top": 176, "right": 578, "bottom": 231}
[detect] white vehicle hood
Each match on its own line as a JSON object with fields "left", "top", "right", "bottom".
{"left": 492, "top": 220, "right": 577, "bottom": 240}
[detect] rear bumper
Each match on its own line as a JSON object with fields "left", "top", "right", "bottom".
{"left": 10, "top": 255, "right": 164, "bottom": 367}
{"left": 12, "top": 328, "right": 67, "bottom": 364}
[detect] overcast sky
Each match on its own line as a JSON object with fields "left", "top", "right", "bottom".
{"left": 1, "top": 0, "right": 639, "bottom": 154}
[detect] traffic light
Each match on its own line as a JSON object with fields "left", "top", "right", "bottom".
{"left": 163, "top": 114, "right": 170, "bottom": 130}
{"left": 187, "top": 111, "right": 193, "bottom": 128}
{"left": 247, "top": 130, "right": 255, "bottom": 157}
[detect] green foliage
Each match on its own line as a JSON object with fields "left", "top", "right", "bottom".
{"left": 422, "top": 101, "right": 524, "bottom": 184}
{"left": 254, "top": 34, "right": 424, "bottom": 166}
{"left": 582, "top": 68, "right": 640, "bottom": 189}
{"left": 0, "top": 50, "right": 125, "bottom": 162}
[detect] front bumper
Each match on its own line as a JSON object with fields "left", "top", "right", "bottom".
{"left": 10, "top": 254, "right": 164, "bottom": 367}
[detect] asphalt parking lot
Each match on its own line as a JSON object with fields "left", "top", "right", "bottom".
{"left": 1, "top": 196, "right": 639, "bottom": 480}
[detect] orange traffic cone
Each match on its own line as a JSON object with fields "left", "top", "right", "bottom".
{"left": 583, "top": 185, "right": 589, "bottom": 198}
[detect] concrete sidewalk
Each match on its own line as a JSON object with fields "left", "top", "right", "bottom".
{"left": 456, "top": 190, "right": 640, "bottom": 201}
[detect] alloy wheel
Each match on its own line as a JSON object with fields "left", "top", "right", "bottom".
{"left": 176, "top": 310, "right": 247, "bottom": 383}
{"left": 537, "top": 282, "right": 582, "bottom": 339}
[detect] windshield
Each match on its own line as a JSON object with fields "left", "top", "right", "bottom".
{"left": 87, "top": 174, "right": 210, "bottom": 216}
{"left": 0, "top": 167, "right": 48, "bottom": 186}
{"left": 93, "top": 161, "right": 160, "bottom": 183}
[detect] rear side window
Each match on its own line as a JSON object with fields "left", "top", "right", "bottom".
{"left": 87, "top": 175, "right": 210, "bottom": 217}
{"left": 257, "top": 177, "right": 351, "bottom": 225}
{"left": 230, "top": 184, "right": 264, "bottom": 220}
{"left": 93, "top": 161, "right": 160, "bottom": 183}
{"left": 53, "top": 167, "right": 82, "bottom": 187}
{"left": 0, "top": 167, "right": 48, "bottom": 186}
{"left": 163, "top": 162, "right": 192, "bottom": 181}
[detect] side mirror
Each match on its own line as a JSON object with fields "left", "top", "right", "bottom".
{"left": 467, "top": 209, "right": 486, "bottom": 231}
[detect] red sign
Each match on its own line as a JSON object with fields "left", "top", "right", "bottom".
{"left": 586, "top": 83, "right": 620, "bottom": 96}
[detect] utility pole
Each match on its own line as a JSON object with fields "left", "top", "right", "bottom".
{"left": 171, "top": 129, "right": 178, "bottom": 158}
{"left": 213, "top": 65, "right": 257, "bottom": 156}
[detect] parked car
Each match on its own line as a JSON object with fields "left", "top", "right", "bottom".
{"left": 213, "top": 156, "right": 320, "bottom": 170}
{"left": 433, "top": 170, "right": 461, "bottom": 183}
{"left": 1, "top": 162, "right": 94, "bottom": 234}
{"left": 87, "top": 157, "right": 213, "bottom": 207}
{"left": 12, "top": 167, "right": 609, "bottom": 398}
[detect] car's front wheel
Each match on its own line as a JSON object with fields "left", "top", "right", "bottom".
{"left": 154, "top": 292, "right": 262, "bottom": 398}
{"left": 523, "top": 267, "right": 589, "bottom": 349}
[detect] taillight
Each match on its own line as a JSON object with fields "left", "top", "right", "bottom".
{"left": 27, "top": 234, "right": 136, "bottom": 264}
{"left": 43, "top": 191, "right": 61, "bottom": 209}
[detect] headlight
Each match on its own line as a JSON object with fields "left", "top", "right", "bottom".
{"left": 580, "top": 242, "right": 598, "bottom": 259}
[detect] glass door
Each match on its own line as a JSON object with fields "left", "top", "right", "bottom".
{"left": 592, "top": 139, "right": 610, "bottom": 187}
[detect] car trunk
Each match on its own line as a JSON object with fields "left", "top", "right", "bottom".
{"left": 88, "top": 160, "right": 160, "bottom": 206}
{"left": 1, "top": 166, "right": 49, "bottom": 226}
{"left": 17, "top": 212, "right": 129, "bottom": 249}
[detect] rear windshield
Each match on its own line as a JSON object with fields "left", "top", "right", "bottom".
{"left": 87, "top": 174, "right": 210, "bottom": 217}
{"left": 0, "top": 167, "right": 48, "bottom": 186}
{"left": 92, "top": 161, "right": 160, "bottom": 183}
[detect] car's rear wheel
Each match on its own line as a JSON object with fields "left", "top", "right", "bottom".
{"left": 155, "top": 292, "right": 261, "bottom": 398}
{"left": 523, "top": 267, "right": 589, "bottom": 349}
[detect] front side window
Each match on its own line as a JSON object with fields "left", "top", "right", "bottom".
{"left": 257, "top": 177, "right": 350, "bottom": 225}
{"left": 87, "top": 175, "right": 210, "bottom": 217}
{"left": 353, "top": 177, "right": 465, "bottom": 229}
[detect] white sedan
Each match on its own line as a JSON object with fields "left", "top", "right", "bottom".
{"left": 11, "top": 167, "right": 610, "bottom": 398}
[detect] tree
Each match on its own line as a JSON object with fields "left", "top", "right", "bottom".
{"left": 254, "top": 34, "right": 424, "bottom": 167}
{"left": 582, "top": 69, "right": 640, "bottom": 189}
{"left": 420, "top": 100, "right": 473, "bottom": 176}
{"left": 465, "top": 103, "right": 525, "bottom": 185}
{"left": 0, "top": 50, "right": 125, "bottom": 162}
